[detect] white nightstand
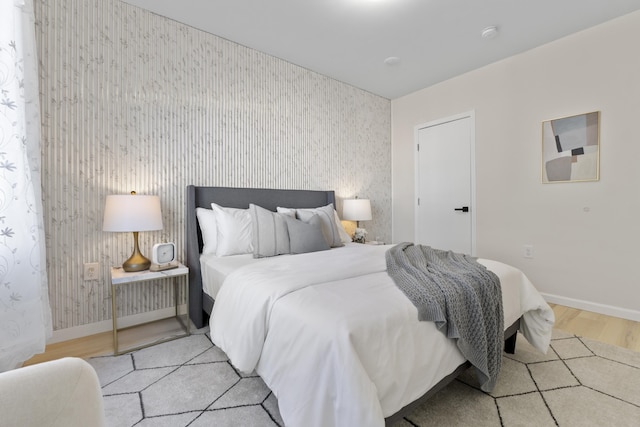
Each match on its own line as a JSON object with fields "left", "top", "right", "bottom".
{"left": 111, "top": 263, "right": 190, "bottom": 355}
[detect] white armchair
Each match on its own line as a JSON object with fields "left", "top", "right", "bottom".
{"left": 0, "top": 357, "right": 106, "bottom": 427}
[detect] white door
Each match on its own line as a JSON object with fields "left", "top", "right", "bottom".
{"left": 415, "top": 113, "right": 475, "bottom": 255}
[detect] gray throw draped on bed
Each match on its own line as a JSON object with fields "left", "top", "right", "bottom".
{"left": 386, "top": 243, "right": 504, "bottom": 392}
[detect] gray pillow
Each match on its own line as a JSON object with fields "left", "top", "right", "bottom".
{"left": 249, "top": 204, "right": 290, "bottom": 258}
{"left": 295, "top": 204, "right": 344, "bottom": 248}
{"left": 284, "top": 214, "right": 330, "bottom": 254}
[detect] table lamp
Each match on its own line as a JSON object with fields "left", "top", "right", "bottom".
{"left": 342, "top": 198, "right": 372, "bottom": 243}
{"left": 103, "top": 191, "right": 163, "bottom": 272}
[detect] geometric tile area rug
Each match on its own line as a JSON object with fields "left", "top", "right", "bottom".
{"left": 88, "top": 328, "right": 640, "bottom": 427}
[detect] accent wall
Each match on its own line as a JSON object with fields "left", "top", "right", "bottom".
{"left": 34, "top": 0, "right": 391, "bottom": 338}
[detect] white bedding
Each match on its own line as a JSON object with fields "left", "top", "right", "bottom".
{"left": 209, "top": 243, "right": 555, "bottom": 427}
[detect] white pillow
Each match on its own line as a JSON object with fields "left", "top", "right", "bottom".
{"left": 276, "top": 207, "right": 296, "bottom": 218}
{"left": 196, "top": 207, "right": 218, "bottom": 255}
{"left": 333, "top": 210, "right": 352, "bottom": 243}
{"left": 211, "top": 203, "right": 253, "bottom": 257}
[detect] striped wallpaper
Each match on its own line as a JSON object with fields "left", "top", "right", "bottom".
{"left": 34, "top": 0, "right": 391, "bottom": 331}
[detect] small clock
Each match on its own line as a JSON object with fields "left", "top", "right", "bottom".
{"left": 152, "top": 242, "right": 176, "bottom": 265}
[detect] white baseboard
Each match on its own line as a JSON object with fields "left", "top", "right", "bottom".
{"left": 50, "top": 295, "right": 638, "bottom": 344}
{"left": 48, "top": 305, "right": 188, "bottom": 344}
{"left": 542, "top": 293, "right": 640, "bottom": 322}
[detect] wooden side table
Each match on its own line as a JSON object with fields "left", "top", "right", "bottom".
{"left": 111, "top": 263, "right": 190, "bottom": 355}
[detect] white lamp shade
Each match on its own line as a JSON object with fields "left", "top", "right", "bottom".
{"left": 103, "top": 194, "right": 163, "bottom": 232}
{"left": 342, "top": 199, "right": 372, "bottom": 221}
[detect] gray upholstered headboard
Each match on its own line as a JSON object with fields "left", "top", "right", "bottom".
{"left": 185, "top": 185, "right": 336, "bottom": 328}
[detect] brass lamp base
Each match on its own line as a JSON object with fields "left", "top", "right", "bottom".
{"left": 123, "top": 231, "right": 151, "bottom": 272}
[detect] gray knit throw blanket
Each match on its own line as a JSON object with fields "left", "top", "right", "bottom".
{"left": 386, "top": 243, "right": 504, "bottom": 391}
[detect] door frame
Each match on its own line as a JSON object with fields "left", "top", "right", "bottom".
{"left": 414, "top": 110, "right": 477, "bottom": 256}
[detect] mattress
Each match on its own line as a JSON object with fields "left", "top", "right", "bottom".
{"left": 199, "top": 253, "right": 260, "bottom": 299}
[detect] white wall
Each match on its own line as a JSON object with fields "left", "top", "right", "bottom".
{"left": 392, "top": 11, "right": 640, "bottom": 320}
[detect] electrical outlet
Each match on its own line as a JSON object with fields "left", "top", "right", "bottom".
{"left": 84, "top": 262, "right": 100, "bottom": 280}
{"left": 523, "top": 245, "right": 534, "bottom": 259}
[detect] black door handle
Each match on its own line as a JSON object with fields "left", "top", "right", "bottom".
{"left": 454, "top": 206, "right": 469, "bottom": 212}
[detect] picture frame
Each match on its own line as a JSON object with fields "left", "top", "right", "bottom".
{"left": 541, "top": 111, "right": 600, "bottom": 183}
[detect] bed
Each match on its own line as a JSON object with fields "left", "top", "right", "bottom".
{"left": 185, "top": 185, "right": 554, "bottom": 427}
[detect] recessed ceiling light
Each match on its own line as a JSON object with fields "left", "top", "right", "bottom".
{"left": 384, "top": 56, "right": 400, "bottom": 65}
{"left": 481, "top": 26, "right": 498, "bottom": 39}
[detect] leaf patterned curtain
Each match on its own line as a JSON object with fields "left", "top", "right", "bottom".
{"left": 0, "top": 0, "right": 52, "bottom": 372}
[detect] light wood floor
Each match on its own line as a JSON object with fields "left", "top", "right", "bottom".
{"left": 550, "top": 303, "right": 640, "bottom": 352}
{"left": 23, "top": 317, "right": 186, "bottom": 366}
{"left": 23, "top": 304, "right": 640, "bottom": 367}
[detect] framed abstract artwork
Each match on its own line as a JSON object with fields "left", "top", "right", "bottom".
{"left": 541, "top": 111, "right": 600, "bottom": 183}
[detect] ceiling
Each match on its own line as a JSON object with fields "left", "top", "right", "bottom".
{"left": 121, "top": 0, "right": 640, "bottom": 99}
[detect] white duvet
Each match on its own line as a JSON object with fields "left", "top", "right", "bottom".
{"left": 210, "top": 243, "right": 554, "bottom": 427}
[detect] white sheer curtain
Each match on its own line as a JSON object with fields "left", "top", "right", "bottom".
{"left": 0, "top": 0, "right": 52, "bottom": 372}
